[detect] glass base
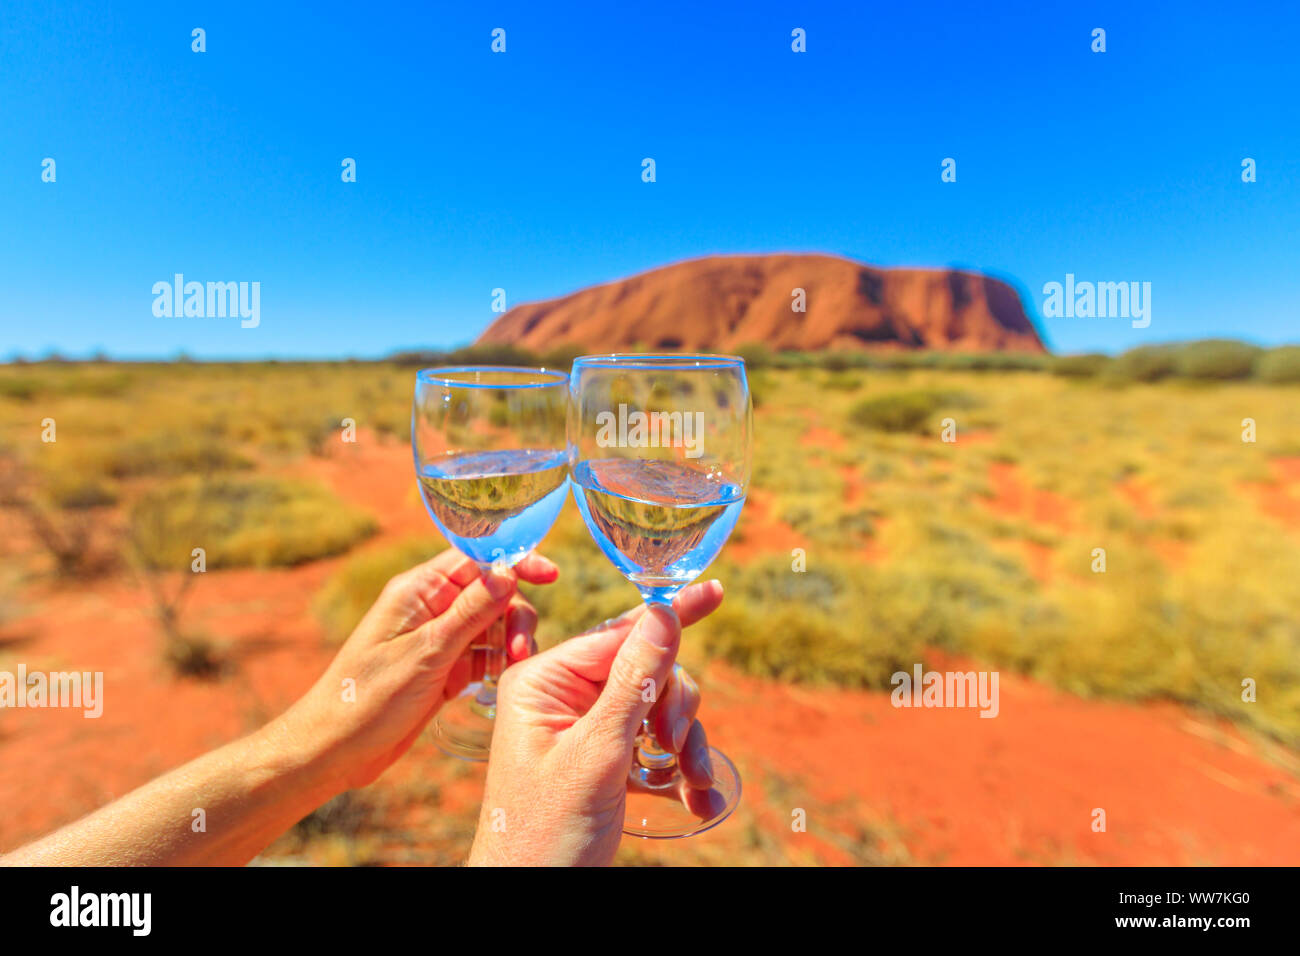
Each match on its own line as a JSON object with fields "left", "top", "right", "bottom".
{"left": 623, "top": 746, "right": 741, "bottom": 839}
{"left": 430, "top": 682, "right": 495, "bottom": 762}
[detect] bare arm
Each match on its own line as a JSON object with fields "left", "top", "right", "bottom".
{"left": 2, "top": 719, "right": 338, "bottom": 866}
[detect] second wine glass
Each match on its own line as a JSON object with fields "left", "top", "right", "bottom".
{"left": 568, "top": 353, "right": 751, "bottom": 837}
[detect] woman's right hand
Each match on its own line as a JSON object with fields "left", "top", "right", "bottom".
{"left": 468, "top": 581, "right": 726, "bottom": 867}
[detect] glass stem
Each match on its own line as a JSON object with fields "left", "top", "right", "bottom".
{"left": 634, "top": 719, "right": 678, "bottom": 784}
{"left": 471, "top": 614, "right": 507, "bottom": 718}
{"left": 632, "top": 590, "right": 679, "bottom": 787}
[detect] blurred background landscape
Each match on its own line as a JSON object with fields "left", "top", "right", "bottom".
{"left": 2, "top": 1, "right": 1299, "bottom": 864}
{"left": 3, "top": 331, "right": 1299, "bottom": 864}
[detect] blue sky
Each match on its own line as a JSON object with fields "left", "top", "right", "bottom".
{"left": 2, "top": 0, "right": 1297, "bottom": 359}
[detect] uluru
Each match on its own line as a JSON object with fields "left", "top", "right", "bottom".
{"left": 477, "top": 254, "right": 1046, "bottom": 353}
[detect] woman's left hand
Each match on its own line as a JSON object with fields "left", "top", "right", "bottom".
{"left": 274, "top": 548, "right": 558, "bottom": 792}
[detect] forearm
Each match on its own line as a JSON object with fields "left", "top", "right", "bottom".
{"left": 1, "top": 717, "right": 343, "bottom": 866}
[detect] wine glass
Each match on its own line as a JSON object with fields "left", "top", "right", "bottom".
{"left": 412, "top": 366, "right": 569, "bottom": 760}
{"left": 568, "top": 353, "right": 750, "bottom": 838}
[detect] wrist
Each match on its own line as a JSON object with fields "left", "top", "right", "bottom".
{"left": 249, "top": 712, "right": 349, "bottom": 811}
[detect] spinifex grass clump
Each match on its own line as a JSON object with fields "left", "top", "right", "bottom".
{"left": 1255, "top": 346, "right": 1300, "bottom": 384}
{"left": 849, "top": 388, "right": 973, "bottom": 434}
{"left": 130, "top": 475, "right": 377, "bottom": 570}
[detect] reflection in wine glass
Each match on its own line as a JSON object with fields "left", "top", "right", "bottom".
{"left": 569, "top": 354, "right": 750, "bottom": 838}
{"left": 412, "top": 367, "right": 569, "bottom": 760}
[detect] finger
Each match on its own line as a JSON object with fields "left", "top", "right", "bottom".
{"left": 652, "top": 664, "right": 701, "bottom": 752}
{"left": 677, "top": 720, "right": 714, "bottom": 790}
{"left": 368, "top": 550, "right": 482, "bottom": 637}
{"left": 515, "top": 552, "right": 559, "bottom": 585}
{"left": 582, "top": 605, "right": 681, "bottom": 745}
{"left": 405, "top": 549, "right": 482, "bottom": 591}
{"left": 574, "top": 579, "right": 726, "bottom": 646}
{"left": 416, "top": 565, "right": 517, "bottom": 666}
{"left": 505, "top": 597, "right": 538, "bottom": 661}
{"left": 674, "top": 579, "right": 724, "bottom": 628}
{"left": 550, "top": 581, "right": 723, "bottom": 684}
{"left": 681, "top": 784, "right": 728, "bottom": 820}
{"left": 507, "top": 632, "right": 537, "bottom": 661}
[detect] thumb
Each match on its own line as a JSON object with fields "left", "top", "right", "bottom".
{"left": 582, "top": 605, "right": 680, "bottom": 746}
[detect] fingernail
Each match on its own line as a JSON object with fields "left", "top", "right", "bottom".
{"left": 484, "top": 568, "right": 515, "bottom": 600}
{"left": 639, "top": 606, "right": 679, "bottom": 651}
{"left": 708, "top": 579, "right": 724, "bottom": 598}
{"left": 672, "top": 717, "right": 690, "bottom": 752}
{"left": 693, "top": 745, "right": 713, "bottom": 781}
{"left": 534, "top": 554, "right": 559, "bottom": 573}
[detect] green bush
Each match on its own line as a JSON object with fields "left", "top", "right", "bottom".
{"left": 1256, "top": 346, "right": 1300, "bottom": 384}
{"left": 47, "top": 474, "right": 118, "bottom": 509}
{"left": 1108, "top": 345, "right": 1179, "bottom": 383}
{"left": 824, "top": 370, "right": 863, "bottom": 391}
{"left": 537, "top": 343, "right": 586, "bottom": 370}
{"left": 734, "top": 343, "right": 774, "bottom": 370}
{"left": 1051, "top": 353, "right": 1111, "bottom": 378}
{"left": 1174, "top": 339, "right": 1261, "bottom": 381}
{"left": 849, "top": 389, "right": 965, "bottom": 434}
{"left": 820, "top": 351, "right": 862, "bottom": 372}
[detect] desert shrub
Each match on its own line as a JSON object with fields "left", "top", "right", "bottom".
{"left": 1174, "top": 339, "right": 1261, "bottom": 381}
{"left": 96, "top": 433, "right": 253, "bottom": 478}
{"left": 692, "top": 555, "right": 947, "bottom": 687}
{"left": 314, "top": 537, "right": 445, "bottom": 642}
{"left": 769, "top": 350, "right": 815, "bottom": 370}
{"left": 446, "top": 344, "right": 541, "bottom": 366}
{"left": 1107, "top": 345, "right": 1179, "bottom": 382}
{"left": 161, "top": 630, "right": 224, "bottom": 679}
{"left": 744, "top": 369, "right": 774, "bottom": 410}
{"left": 129, "top": 475, "right": 377, "bottom": 570}
{"left": 0, "top": 366, "right": 134, "bottom": 401}
{"left": 537, "top": 343, "right": 586, "bottom": 370}
{"left": 19, "top": 501, "right": 116, "bottom": 576}
{"left": 0, "top": 377, "right": 38, "bottom": 401}
{"left": 849, "top": 389, "right": 968, "bottom": 434}
{"left": 0, "top": 451, "right": 117, "bottom": 577}
{"left": 388, "top": 344, "right": 540, "bottom": 368}
{"left": 819, "top": 351, "right": 861, "bottom": 372}
{"left": 734, "top": 343, "right": 774, "bottom": 370}
{"left": 46, "top": 473, "right": 118, "bottom": 509}
{"left": 1256, "top": 346, "right": 1300, "bottom": 384}
{"left": 938, "top": 351, "right": 1048, "bottom": 373}
{"left": 823, "top": 371, "right": 863, "bottom": 391}
{"left": 1050, "top": 353, "right": 1111, "bottom": 378}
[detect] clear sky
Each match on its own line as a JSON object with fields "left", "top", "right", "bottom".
{"left": 2, "top": 0, "right": 1297, "bottom": 359}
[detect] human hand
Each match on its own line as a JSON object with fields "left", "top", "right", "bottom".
{"left": 468, "top": 581, "right": 725, "bottom": 867}
{"left": 271, "top": 549, "right": 558, "bottom": 794}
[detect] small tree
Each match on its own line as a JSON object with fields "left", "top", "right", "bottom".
{"left": 0, "top": 449, "right": 115, "bottom": 578}
{"left": 126, "top": 484, "right": 221, "bottom": 678}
